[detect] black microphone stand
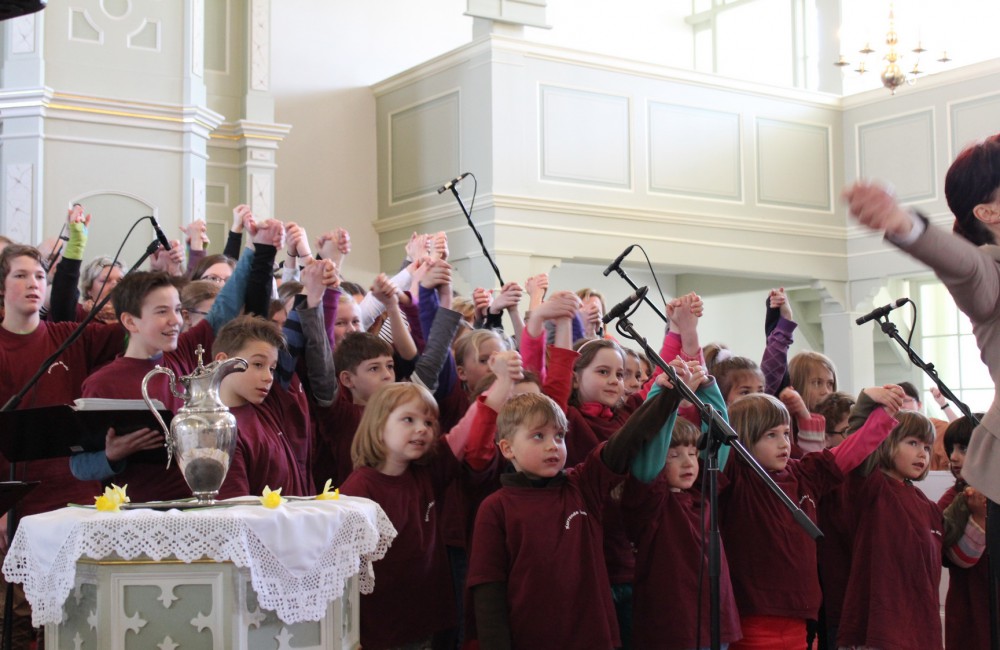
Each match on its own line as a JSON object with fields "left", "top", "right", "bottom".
{"left": 613, "top": 313, "right": 822, "bottom": 650}
{"left": 870, "top": 313, "right": 998, "bottom": 650}
{"left": 607, "top": 264, "right": 669, "bottom": 323}
{"left": 444, "top": 184, "right": 504, "bottom": 286}
{"left": 0, "top": 237, "right": 163, "bottom": 650}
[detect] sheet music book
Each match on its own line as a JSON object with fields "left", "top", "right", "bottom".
{"left": 0, "top": 402, "right": 173, "bottom": 464}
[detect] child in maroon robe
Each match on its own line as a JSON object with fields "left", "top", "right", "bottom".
{"left": 720, "top": 389, "right": 902, "bottom": 650}
{"left": 339, "top": 382, "right": 494, "bottom": 650}
{"left": 838, "top": 409, "right": 986, "bottom": 650}
{"left": 937, "top": 414, "right": 990, "bottom": 650}
{"left": 467, "top": 376, "right": 684, "bottom": 649}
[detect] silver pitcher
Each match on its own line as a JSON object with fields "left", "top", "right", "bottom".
{"left": 141, "top": 345, "right": 248, "bottom": 503}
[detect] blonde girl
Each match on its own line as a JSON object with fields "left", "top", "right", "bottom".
{"left": 341, "top": 382, "right": 492, "bottom": 650}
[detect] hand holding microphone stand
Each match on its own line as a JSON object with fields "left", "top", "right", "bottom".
{"left": 605, "top": 291, "right": 822, "bottom": 650}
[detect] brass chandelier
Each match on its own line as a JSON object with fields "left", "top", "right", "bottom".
{"left": 834, "top": 3, "right": 950, "bottom": 95}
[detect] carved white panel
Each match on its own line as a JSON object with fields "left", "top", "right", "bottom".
{"left": 949, "top": 94, "right": 1000, "bottom": 158}
{"left": 4, "top": 165, "right": 33, "bottom": 245}
{"left": 250, "top": 0, "right": 270, "bottom": 90}
{"left": 648, "top": 102, "right": 741, "bottom": 201}
{"left": 192, "top": 178, "right": 206, "bottom": 223}
{"left": 204, "top": 0, "right": 228, "bottom": 73}
{"left": 858, "top": 110, "right": 936, "bottom": 203}
{"left": 192, "top": 0, "right": 205, "bottom": 77}
{"left": 540, "top": 85, "right": 631, "bottom": 188}
{"left": 389, "top": 92, "right": 461, "bottom": 203}
{"left": 206, "top": 183, "right": 228, "bottom": 206}
{"left": 69, "top": 8, "right": 104, "bottom": 44}
{"left": 127, "top": 19, "right": 161, "bottom": 51}
{"left": 757, "top": 118, "right": 831, "bottom": 211}
{"left": 100, "top": 0, "right": 131, "bottom": 20}
{"left": 11, "top": 14, "right": 36, "bottom": 54}
{"left": 250, "top": 174, "right": 272, "bottom": 219}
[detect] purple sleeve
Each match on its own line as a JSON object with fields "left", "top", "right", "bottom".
{"left": 761, "top": 316, "right": 796, "bottom": 396}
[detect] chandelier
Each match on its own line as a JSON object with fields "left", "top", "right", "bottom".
{"left": 834, "top": 3, "right": 950, "bottom": 95}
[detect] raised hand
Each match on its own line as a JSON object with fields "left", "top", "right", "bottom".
{"left": 67, "top": 204, "right": 91, "bottom": 228}
{"left": 769, "top": 288, "right": 793, "bottom": 320}
{"left": 285, "top": 222, "right": 312, "bottom": 259}
{"left": 432, "top": 231, "right": 448, "bottom": 261}
{"left": 372, "top": 273, "right": 400, "bottom": 308}
{"left": 525, "top": 273, "right": 549, "bottom": 308}
{"left": 863, "top": 384, "right": 906, "bottom": 416}
{"left": 490, "top": 282, "right": 524, "bottom": 313}
{"left": 232, "top": 204, "right": 252, "bottom": 234}
{"left": 419, "top": 258, "right": 452, "bottom": 289}
{"left": 405, "top": 232, "right": 431, "bottom": 262}
{"left": 842, "top": 181, "right": 914, "bottom": 239}
{"left": 668, "top": 292, "right": 702, "bottom": 335}
{"left": 252, "top": 219, "right": 285, "bottom": 248}
{"left": 301, "top": 258, "right": 335, "bottom": 307}
{"left": 181, "top": 219, "right": 210, "bottom": 251}
{"left": 472, "top": 287, "right": 492, "bottom": 320}
{"left": 489, "top": 349, "right": 525, "bottom": 384}
{"left": 779, "top": 386, "right": 810, "bottom": 419}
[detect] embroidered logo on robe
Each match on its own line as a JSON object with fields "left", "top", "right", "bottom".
{"left": 564, "top": 510, "right": 589, "bottom": 530}
{"left": 798, "top": 494, "right": 816, "bottom": 510}
{"left": 47, "top": 361, "right": 69, "bottom": 374}
{"left": 424, "top": 500, "right": 436, "bottom": 522}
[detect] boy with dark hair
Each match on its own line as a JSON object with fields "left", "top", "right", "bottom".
{"left": 72, "top": 218, "right": 283, "bottom": 502}
{"left": 312, "top": 264, "right": 462, "bottom": 490}
{"left": 467, "top": 377, "right": 683, "bottom": 649}
{"left": 215, "top": 257, "right": 339, "bottom": 498}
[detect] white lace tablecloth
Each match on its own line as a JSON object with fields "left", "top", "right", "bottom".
{"left": 2, "top": 496, "right": 397, "bottom": 627}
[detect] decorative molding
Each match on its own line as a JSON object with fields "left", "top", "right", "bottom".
{"left": 4, "top": 164, "right": 34, "bottom": 245}
{"left": 126, "top": 19, "right": 161, "bottom": 51}
{"left": 250, "top": 173, "right": 272, "bottom": 219}
{"left": 99, "top": 0, "right": 132, "bottom": 20}
{"left": 192, "top": 0, "right": 205, "bottom": 77}
{"left": 539, "top": 85, "right": 631, "bottom": 188}
{"left": 373, "top": 35, "right": 843, "bottom": 110}
{"left": 948, "top": 91, "right": 1000, "bottom": 160}
{"left": 192, "top": 178, "right": 206, "bottom": 223}
{"left": 0, "top": 89, "right": 225, "bottom": 140}
{"left": 11, "top": 14, "right": 36, "bottom": 54}
{"left": 465, "top": 0, "right": 549, "bottom": 28}
{"left": 857, "top": 109, "right": 936, "bottom": 203}
{"left": 250, "top": 0, "right": 270, "bottom": 91}
{"left": 209, "top": 120, "right": 292, "bottom": 148}
{"left": 69, "top": 8, "right": 104, "bottom": 44}
{"left": 756, "top": 118, "right": 832, "bottom": 211}
{"left": 374, "top": 193, "right": 848, "bottom": 240}
{"left": 206, "top": 183, "right": 228, "bottom": 205}
{"left": 387, "top": 91, "right": 461, "bottom": 203}
{"left": 648, "top": 102, "right": 741, "bottom": 201}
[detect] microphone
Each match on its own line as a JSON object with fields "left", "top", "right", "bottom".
{"left": 436, "top": 172, "right": 470, "bottom": 194}
{"left": 603, "top": 244, "right": 635, "bottom": 277}
{"left": 603, "top": 286, "right": 648, "bottom": 324}
{"left": 855, "top": 298, "right": 909, "bottom": 325}
{"left": 150, "top": 216, "right": 172, "bottom": 251}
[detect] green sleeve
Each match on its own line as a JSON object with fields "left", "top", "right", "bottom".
{"left": 629, "top": 381, "right": 680, "bottom": 483}
{"left": 698, "top": 380, "right": 731, "bottom": 470}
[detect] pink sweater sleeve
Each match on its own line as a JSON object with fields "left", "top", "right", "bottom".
{"left": 829, "top": 407, "right": 898, "bottom": 473}
{"left": 519, "top": 326, "right": 546, "bottom": 380}
{"left": 795, "top": 413, "right": 827, "bottom": 455}
{"left": 462, "top": 397, "right": 500, "bottom": 472}
{"left": 544, "top": 346, "right": 579, "bottom": 413}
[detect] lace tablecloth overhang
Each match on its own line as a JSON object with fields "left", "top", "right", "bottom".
{"left": 2, "top": 496, "right": 397, "bottom": 627}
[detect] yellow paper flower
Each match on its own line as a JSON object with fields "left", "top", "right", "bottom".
{"left": 260, "top": 486, "right": 286, "bottom": 509}
{"left": 93, "top": 483, "right": 129, "bottom": 512}
{"left": 315, "top": 479, "right": 340, "bottom": 501}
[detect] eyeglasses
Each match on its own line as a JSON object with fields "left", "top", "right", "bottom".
{"left": 185, "top": 308, "right": 209, "bottom": 316}
{"left": 201, "top": 275, "right": 227, "bottom": 285}
{"left": 826, "top": 427, "right": 849, "bottom": 437}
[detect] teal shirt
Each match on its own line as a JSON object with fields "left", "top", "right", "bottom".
{"left": 630, "top": 380, "right": 730, "bottom": 483}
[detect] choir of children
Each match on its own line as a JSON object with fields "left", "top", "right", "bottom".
{"left": 0, "top": 136, "right": 997, "bottom": 650}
